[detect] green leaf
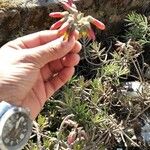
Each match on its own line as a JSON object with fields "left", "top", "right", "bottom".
{"left": 37, "top": 114, "right": 47, "bottom": 128}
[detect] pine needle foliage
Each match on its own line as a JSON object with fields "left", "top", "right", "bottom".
{"left": 125, "top": 12, "right": 150, "bottom": 45}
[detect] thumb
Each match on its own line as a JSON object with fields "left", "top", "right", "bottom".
{"left": 25, "top": 35, "right": 76, "bottom": 68}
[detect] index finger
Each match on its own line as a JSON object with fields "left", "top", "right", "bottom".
{"left": 8, "top": 30, "right": 60, "bottom": 49}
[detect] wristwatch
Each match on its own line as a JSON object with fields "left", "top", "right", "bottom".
{"left": 0, "top": 101, "right": 33, "bottom": 150}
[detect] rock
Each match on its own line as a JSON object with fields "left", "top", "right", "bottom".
{"left": 141, "top": 123, "right": 150, "bottom": 145}
{"left": 122, "top": 81, "right": 143, "bottom": 98}
{"left": 0, "top": 10, "right": 6, "bottom": 25}
{"left": 0, "top": 0, "right": 150, "bottom": 46}
{"left": 0, "top": 0, "right": 61, "bottom": 45}
{"left": 122, "top": 81, "right": 150, "bottom": 98}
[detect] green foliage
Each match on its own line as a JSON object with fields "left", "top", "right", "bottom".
{"left": 25, "top": 11, "right": 150, "bottom": 150}
{"left": 74, "top": 102, "right": 92, "bottom": 126}
{"left": 86, "top": 41, "right": 107, "bottom": 61}
{"left": 90, "top": 78, "right": 104, "bottom": 105}
{"left": 92, "top": 110, "right": 108, "bottom": 128}
{"left": 125, "top": 12, "right": 150, "bottom": 44}
{"left": 56, "top": 78, "right": 93, "bottom": 127}
{"left": 102, "top": 61, "right": 129, "bottom": 78}
{"left": 37, "top": 114, "right": 47, "bottom": 129}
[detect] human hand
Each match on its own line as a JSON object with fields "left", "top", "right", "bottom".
{"left": 0, "top": 30, "right": 81, "bottom": 119}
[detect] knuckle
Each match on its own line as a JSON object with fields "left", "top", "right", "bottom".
{"left": 48, "top": 46, "right": 59, "bottom": 57}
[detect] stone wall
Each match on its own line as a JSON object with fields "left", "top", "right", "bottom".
{"left": 0, "top": 0, "right": 150, "bottom": 46}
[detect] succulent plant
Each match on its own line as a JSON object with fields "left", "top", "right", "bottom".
{"left": 49, "top": 0, "right": 105, "bottom": 40}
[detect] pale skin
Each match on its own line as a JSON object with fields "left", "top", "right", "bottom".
{"left": 0, "top": 30, "right": 81, "bottom": 119}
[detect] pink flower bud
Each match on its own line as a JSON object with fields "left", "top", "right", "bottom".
{"left": 67, "top": 0, "right": 73, "bottom": 6}
{"left": 50, "top": 18, "right": 64, "bottom": 30}
{"left": 84, "top": 22, "right": 95, "bottom": 40}
{"left": 49, "top": 12, "right": 68, "bottom": 18}
{"left": 87, "top": 26, "right": 96, "bottom": 40}
{"left": 67, "top": 130, "right": 77, "bottom": 145}
{"left": 60, "top": 1, "right": 78, "bottom": 14}
{"left": 89, "top": 16, "right": 105, "bottom": 30}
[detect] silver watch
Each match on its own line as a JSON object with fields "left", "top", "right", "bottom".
{"left": 0, "top": 101, "right": 33, "bottom": 150}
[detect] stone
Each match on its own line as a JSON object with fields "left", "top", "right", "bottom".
{"left": 0, "top": 10, "right": 6, "bottom": 25}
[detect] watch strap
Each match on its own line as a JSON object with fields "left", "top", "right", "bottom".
{"left": 0, "top": 101, "right": 12, "bottom": 118}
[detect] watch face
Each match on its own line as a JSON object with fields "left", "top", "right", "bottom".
{"left": 0, "top": 107, "right": 32, "bottom": 150}
{"left": 2, "top": 112, "right": 29, "bottom": 146}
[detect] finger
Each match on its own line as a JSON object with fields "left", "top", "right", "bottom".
{"left": 8, "top": 30, "right": 59, "bottom": 49}
{"left": 61, "top": 53, "right": 80, "bottom": 67}
{"left": 41, "top": 53, "right": 80, "bottom": 81}
{"left": 40, "top": 40, "right": 81, "bottom": 81}
{"left": 45, "top": 67, "right": 75, "bottom": 98}
{"left": 26, "top": 35, "right": 76, "bottom": 68}
{"left": 71, "top": 41, "right": 82, "bottom": 53}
